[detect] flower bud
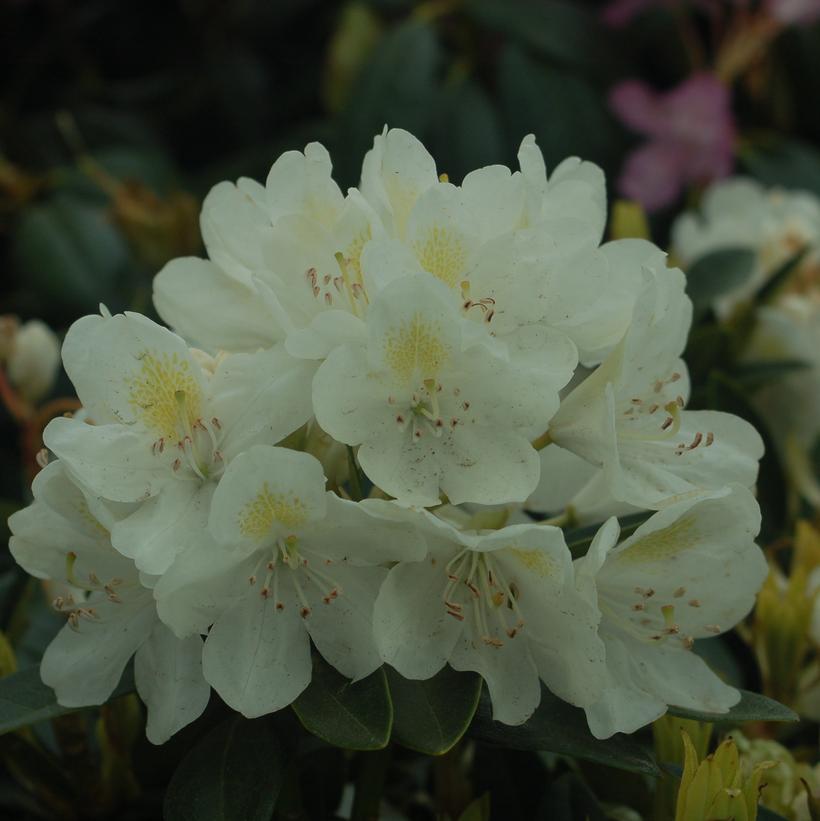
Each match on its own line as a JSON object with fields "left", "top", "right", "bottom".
{"left": 1, "top": 317, "right": 61, "bottom": 403}
{"left": 675, "top": 732, "right": 773, "bottom": 821}
{"left": 732, "top": 730, "right": 818, "bottom": 821}
{"left": 754, "top": 563, "right": 816, "bottom": 705}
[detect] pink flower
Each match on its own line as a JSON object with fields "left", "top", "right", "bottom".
{"left": 601, "top": 0, "right": 662, "bottom": 27}
{"left": 601, "top": 0, "right": 721, "bottom": 27}
{"left": 610, "top": 73, "right": 736, "bottom": 211}
{"left": 767, "top": 0, "right": 820, "bottom": 25}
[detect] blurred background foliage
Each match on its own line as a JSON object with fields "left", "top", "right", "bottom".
{"left": 2, "top": 1, "right": 820, "bottom": 818}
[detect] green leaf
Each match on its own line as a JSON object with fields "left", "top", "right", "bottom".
{"left": 757, "top": 247, "right": 808, "bottom": 304}
{"left": 469, "top": 686, "right": 660, "bottom": 776}
{"left": 684, "top": 248, "right": 756, "bottom": 319}
{"left": 429, "top": 77, "right": 505, "bottom": 183}
{"left": 497, "top": 44, "right": 621, "bottom": 171}
{"left": 386, "top": 666, "right": 482, "bottom": 756}
{"left": 731, "top": 359, "right": 810, "bottom": 391}
{"left": 740, "top": 138, "right": 820, "bottom": 198}
{"left": 465, "top": 0, "right": 615, "bottom": 75}
{"left": 667, "top": 689, "right": 798, "bottom": 724}
{"left": 539, "top": 772, "right": 607, "bottom": 821}
{"left": 292, "top": 657, "right": 392, "bottom": 751}
{"left": 164, "top": 715, "right": 283, "bottom": 821}
{"left": 13, "top": 193, "right": 131, "bottom": 313}
{"left": 0, "top": 666, "right": 135, "bottom": 736}
{"left": 564, "top": 512, "right": 651, "bottom": 561}
{"left": 335, "top": 19, "right": 441, "bottom": 187}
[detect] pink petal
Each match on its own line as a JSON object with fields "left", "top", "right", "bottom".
{"left": 617, "top": 140, "right": 687, "bottom": 212}
{"left": 609, "top": 80, "right": 662, "bottom": 135}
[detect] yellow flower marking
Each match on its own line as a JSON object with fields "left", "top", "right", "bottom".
{"left": 346, "top": 226, "right": 372, "bottom": 285}
{"left": 238, "top": 482, "right": 308, "bottom": 540}
{"left": 508, "top": 548, "right": 557, "bottom": 578}
{"left": 76, "top": 501, "right": 110, "bottom": 537}
{"left": 127, "top": 352, "right": 201, "bottom": 440}
{"left": 384, "top": 313, "right": 450, "bottom": 383}
{"left": 616, "top": 516, "right": 697, "bottom": 564}
{"left": 414, "top": 226, "right": 467, "bottom": 288}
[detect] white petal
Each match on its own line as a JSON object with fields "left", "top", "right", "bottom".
{"left": 479, "top": 527, "right": 606, "bottom": 708}
{"left": 373, "top": 554, "right": 463, "bottom": 680}
{"left": 360, "top": 128, "right": 437, "bottom": 237}
{"left": 265, "top": 142, "right": 344, "bottom": 225}
{"left": 602, "top": 486, "right": 766, "bottom": 640}
{"left": 154, "top": 536, "right": 257, "bottom": 638}
{"left": 210, "top": 346, "right": 315, "bottom": 460}
{"left": 153, "top": 257, "right": 278, "bottom": 352}
{"left": 60, "top": 311, "right": 206, "bottom": 438}
{"left": 313, "top": 344, "right": 394, "bottom": 445}
{"left": 41, "top": 590, "right": 155, "bottom": 707}
{"left": 303, "top": 563, "right": 385, "bottom": 681}
{"left": 134, "top": 622, "right": 210, "bottom": 744}
{"left": 439, "top": 426, "right": 540, "bottom": 505}
{"left": 460, "top": 165, "right": 525, "bottom": 239}
{"left": 527, "top": 445, "right": 598, "bottom": 513}
{"left": 44, "top": 417, "right": 166, "bottom": 503}
{"left": 284, "top": 311, "right": 366, "bottom": 361}
{"left": 450, "top": 627, "right": 541, "bottom": 726}
{"left": 202, "top": 589, "right": 312, "bottom": 717}
{"left": 303, "top": 495, "right": 427, "bottom": 563}
{"left": 209, "top": 446, "right": 327, "bottom": 551}
{"left": 111, "top": 482, "right": 213, "bottom": 575}
{"left": 585, "top": 631, "right": 739, "bottom": 739}
{"left": 200, "top": 180, "right": 272, "bottom": 286}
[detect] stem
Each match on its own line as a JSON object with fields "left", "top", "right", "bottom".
{"left": 350, "top": 747, "right": 391, "bottom": 821}
{"left": 531, "top": 429, "right": 552, "bottom": 451}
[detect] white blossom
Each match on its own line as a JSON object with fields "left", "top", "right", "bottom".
{"left": 373, "top": 508, "right": 605, "bottom": 725}
{"left": 313, "top": 272, "right": 576, "bottom": 506}
{"left": 8, "top": 461, "right": 209, "bottom": 744}
{"left": 42, "top": 310, "right": 313, "bottom": 573}
{"left": 153, "top": 445, "right": 424, "bottom": 718}
{"left": 577, "top": 485, "right": 767, "bottom": 739}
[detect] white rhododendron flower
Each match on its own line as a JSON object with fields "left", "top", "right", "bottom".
{"left": 43, "top": 310, "right": 313, "bottom": 574}
{"left": 548, "top": 255, "right": 763, "bottom": 508}
{"left": 673, "top": 177, "right": 820, "bottom": 315}
{"left": 577, "top": 485, "right": 767, "bottom": 739}
{"left": 8, "top": 461, "right": 210, "bottom": 744}
{"left": 374, "top": 510, "right": 605, "bottom": 725}
{"left": 313, "top": 273, "right": 576, "bottom": 505}
{"left": 155, "top": 446, "right": 424, "bottom": 717}
{"left": 6, "top": 127, "right": 770, "bottom": 746}
{"left": 744, "top": 294, "right": 820, "bottom": 505}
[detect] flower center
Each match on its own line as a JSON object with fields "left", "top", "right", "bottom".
{"left": 150, "top": 390, "right": 225, "bottom": 482}
{"left": 442, "top": 549, "right": 525, "bottom": 647}
{"left": 247, "top": 536, "right": 343, "bottom": 618}
{"left": 304, "top": 251, "right": 370, "bottom": 317}
{"left": 128, "top": 351, "right": 201, "bottom": 440}
{"left": 53, "top": 551, "right": 131, "bottom": 630}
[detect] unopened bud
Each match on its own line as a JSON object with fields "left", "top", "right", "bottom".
{"left": 675, "top": 732, "right": 774, "bottom": 821}
{"left": 2, "top": 318, "right": 60, "bottom": 403}
{"left": 754, "top": 564, "right": 816, "bottom": 705}
{"left": 731, "top": 730, "right": 818, "bottom": 820}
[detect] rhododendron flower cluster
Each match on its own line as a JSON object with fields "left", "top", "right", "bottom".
{"left": 9, "top": 128, "right": 767, "bottom": 743}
